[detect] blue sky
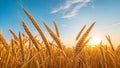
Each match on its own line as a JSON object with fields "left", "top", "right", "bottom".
{"left": 0, "top": 0, "right": 120, "bottom": 46}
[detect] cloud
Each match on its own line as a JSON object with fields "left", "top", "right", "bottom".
{"left": 62, "top": 3, "right": 86, "bottom": 18}
{"left": 51, "top": 0, "right": 92, "bottom": 18}
{"left": 51, "top": 1, "right": 72, "bottom": 13}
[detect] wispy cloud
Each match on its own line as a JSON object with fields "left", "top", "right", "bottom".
{"left": 51, "top": 0, "right": 92, "bottom": 18}
{"left": 62, "top": 3, "right": 86, "bottom": 18}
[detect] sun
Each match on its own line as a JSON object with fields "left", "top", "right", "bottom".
{"left": 89, "top": 36, "right": 101, "bottom": 46}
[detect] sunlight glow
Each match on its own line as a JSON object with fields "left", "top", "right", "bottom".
{"left": 89, "top": 36, "right": 101, "bottom": 46}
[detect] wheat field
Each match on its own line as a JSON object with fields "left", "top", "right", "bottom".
{"left": 0, "top": 8, "right": 120, "bottom": 68}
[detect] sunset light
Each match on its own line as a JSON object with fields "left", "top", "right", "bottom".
{"left": 89, "top": 36, "right": 101, "bottom": 46}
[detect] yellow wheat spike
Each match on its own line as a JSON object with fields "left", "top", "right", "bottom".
{"left": 74, "top": 22, "right": 95, "bottom": 55}
{"left": 0, "top": 32, "right": 9, "bottom": 51}
{"left": 53, "top": 21, "right": 60, "bottom": 37}
{"left": 23, "top": 8, "right": 51, "bottom": 56}
{"left": 43, "top": 22, "right": 62, "bottom": 50}
{"left": 19, "top": 32, "right": 25, "bottom": 62}
{"left": 9, "top": 29, "right": 19, "bottom": 41}
{"left": 106, "top": 35, "right": 114, "bottom": 51}
{"left": 75, "top": 25, "right": 86, "bottom": 41}
{"left": 22, "top": 21, "right": 40, "bottom": 51}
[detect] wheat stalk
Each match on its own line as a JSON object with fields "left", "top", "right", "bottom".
{"left": 22, "top": 21, "right": 40, "bottom": 51}
{"left": 11, "top": 39, "right": 16, "bottom": 57}
{"left": 51, "top": 21, "right": 60, "bottom": 45}
{"left": 21, "top": 51, "right": 42, "bottom": 68}
{"left": 100, "top": 41, "right": 107, "bottom": 68}
{"left": 106, "top": 35, "right": 114, "bottom": 51}
{"left": 0, "top": 32, "right": 9, "bottom": 51}
{"left": 75, "top": 25, "right": 86, "bottom": 41}
{"left": 74, "top": 22, "right": 95, "bottom": 54}
{"left": 73, "top": 37, "right": 91, "bottom": 58}
{"left": 9, "top": 29, "right": 19, "bottom": 41}
{"left": 19, "top": 32, "right": 25, "bottom": 62}
{"left": 53, "top": 21, "right": 60, "bottom": 37}
{"left": 43, "top": 22, "right": 62, "bottom": 50}
{"left": 23, "top": 8, "right": 51, "bottom": 56}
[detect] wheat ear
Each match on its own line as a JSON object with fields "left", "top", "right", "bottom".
{"left": 106, "top": 35, "right": 114, "bottom": 51}
{"left": 53, "top": 21, "right": 60, "bottom": 37}
{"left": 19, "top": 32, "right": 25, "bottom": 62}
{"left": 9, "top": 29, "right": 19, "bottom": 41}
{"left": 23, "top": 8, "right": 51, "bottom": 56}
{"left": 74, "top": 22, "right": 95, "bottom": 54}
{"left": 22, "top": 21, "right": 40, "bottom": 51}
{"left": 43, "top": 22, "right": 62, "bottom": 50}
{"left": 75, "top": 25, "right": 86, "bottom": 41}
{"left": 0, "top": 32, "right": 9, "bottom": 51}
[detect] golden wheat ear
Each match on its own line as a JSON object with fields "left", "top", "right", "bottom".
{"left": 22, "top": 21, "right": 40, "bottom": 51}
{"left": 43, "top": 21, "right": 62, "bottom": 50}
{"left": 75, "top": 25, "right": 86, "bottom": 41}
{"left": 106, "top": 35, "right": 114, "bottom": 51}
{"left": 74, "top": 22, "right": 95, "bottom": 57}
{"left": 53, "top": 21, "right": 60, "bottom": 38}
{"left": 23, "top": 8, "right": 51, "bottom": 56}
{"left": 11, "top": 39, "right": 16, "bottom": 57}
{"left": 9, "top": 29, "right": 19, "bottom": 41}
{"left": 19, "top": 32, "right": 25, "bottom": 62}
{"left": 43, "top": 22, "right": 68, "bottom": 60}
{"left": 0, "top": 32, "right": 9, "bottom": 51}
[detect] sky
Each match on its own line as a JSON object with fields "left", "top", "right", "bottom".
{"left": 0, "top": 0, "right": 120, "bottom": 47}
